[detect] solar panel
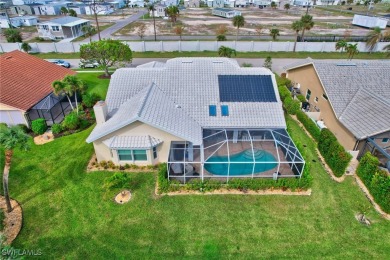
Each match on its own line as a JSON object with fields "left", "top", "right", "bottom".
{"left": 218, "top": 75, "right": 277, "bottom": 102}
{"left": 221, "top": 105, "right": 229, "bottom": 116}
{"left": 209, "top": 105, "right": 217, "bottom": 116}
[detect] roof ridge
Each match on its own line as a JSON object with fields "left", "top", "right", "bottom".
{"left": 360, "top": 88, "right": 390, "bottom": 107}
{"left": 136, "top": 83, "right": 155, "bottom": 117}
{"left": 338, "top": 88, "right": 363, "bottom": 119}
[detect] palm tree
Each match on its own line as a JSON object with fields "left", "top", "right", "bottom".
{"left": 232, "top": 15, "right": 245, "bottom": 41}
{"left": 384, "top": 43, "right": 390, "bottom": 57}
{"left": 60, "top": 6, "right": 68, "bottom": 15}
{"left": 269, "top": 28, "right": 280, "bottom": 40}
{"left": 165, "top": 5, "right": 179, "bottom": 25}
{"left": 52, "top": 80, "right": 75, "bottom": 111}
{"left": 218, "top": 46, "right": 236, "bottom": 58}
{"left": 346, "top": 43, "right": 359, "bottom": 60}
{"left": 82, "top": 25, "right": 96, "bottom": 43}
{"left": 291, "top": 20, "right": 303, "bottom": 52}
{"left": 335, "top": 39, "right": 348, "bottom": 52}
{"left": 69, "top": 9, "right": 77, "bottom": 17}
{"left": 62, "top": 75, "right": 86, "bottom": 115}
{"left": 366, "top": 27, "right": 387, "bottom": 52}
{"left": 284, "top": 3, "right": 290, "bottom": 12}
{"left": 0, "top": 126, "right": 29, "bottom": 213}
{"left": 270, "top": 1, "right": 277, "bottom": 9}
{"left": 300, "top": 14, "right": 314, "bottom": 42}
{"left": 148, "top": 4, "right": 157, "bottom": 41}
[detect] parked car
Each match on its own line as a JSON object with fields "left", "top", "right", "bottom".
{"left": 79, "top": 59, "right": 100, "bottom": 69}
{"left": 48, "top": 59, "right": 71, "bottom": 68}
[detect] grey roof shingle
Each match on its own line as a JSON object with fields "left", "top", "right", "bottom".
{"left": 103, "top": 136, "right": 163, "bottom": 149}
{"left": 87, "top": 58, "right": 286, "bottom": 144}
{"left": 285, "top": 59, "right": 390, "bottom": 139}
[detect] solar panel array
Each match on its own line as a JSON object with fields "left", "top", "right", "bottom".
{"left": 218, "top": 75, "right": 277, "bottom": 102}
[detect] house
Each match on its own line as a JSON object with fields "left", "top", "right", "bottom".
{"left": 106, "top": 0, "right": 125, "bottom": 9}
{"left": 150, "top": 4, "right": 166, "bottom": 17}
{"left": 32, "top": 3, "right": 66, "bottom": 15}
{"left": 86, "top": 58, "right": 305, "bottom": 182}
{"left": 207, "top": 0, "right": 225, "bottom": 7}
{"left": 352, "top": 14, "right": 388, "bottom": 29}
{"left": 37, "top": 16, "right": 90, "bottom": 40}
{"left": 212, "top": 7, "right": 241, "bottom": 18}
{"left": 9, "top": 3, "right": 42, "bottom": 15}
{"left": 68, "top": 4, "right": 87, "bottom": 15}
{"left": 161, "top": 0, "right": 179, "bottom": 6}
{"left": 0, "top": 50, "right": 76, "bottom": 127}
{"left": 84, "top": 2, "right": 113, "bottom": 15}
{"left": 284, "top": 59, "right": 390, "bottom": 158}
{"left": 0, "top": 15, "right": 37, "bottom": 28}
{"left": 184, "top": 0, "right": 200, "bottom": 7}
{"left": 128, "top": 0, "right": 145, "bottom": 7}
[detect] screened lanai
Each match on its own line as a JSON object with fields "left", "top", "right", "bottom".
{"left": 168, "top": 129, "right": 305, "bottom": 183}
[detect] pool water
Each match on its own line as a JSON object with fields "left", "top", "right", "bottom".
{"left": 204, "top": 149, "right": 277, "bottom": 176}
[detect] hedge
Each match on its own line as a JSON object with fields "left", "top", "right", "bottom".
{"left": 296, "top": 110, "right": 321, "bottom": 141}
{"left": 278, "top": 85, "right": 300, "bottom": 115}
{"left": 318, "top": 129, "right": 352, "bottom": 177}
{"left": 31, "top": 118, "right": 47, "bottom": 135}
{"left": 356, "top": 152, "right": 390, "bottom": 213}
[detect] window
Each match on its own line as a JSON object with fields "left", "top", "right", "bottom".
{"left": 322, "top": 94, "right": 328, "bottom": 100}
{"left": 209, "top": 105, "right": 216, "bottom": 116}
{"left": 42, "top": 25, "right": 49, "bottom": 30}
{"left": 221, "top": 105, "right": 229, "bottom": 116}
{"left": 306, "top": 89, "right": 311, "bottom": 101}
{"left": 153, "top": 147, "right": 157, "bottom": 159}
{"left": 133, "top": 150, "right": 147, "bottom": 161}
{"left": 315, "top": 97, "right": 319, "bottom": 103}
{"left": 118, "top": 150, "right": 132, "bottom": 161}
{"left": 51, "top": 26, "right": 59, "bottom": 31}
{"left": 382, "top": 138, "right": 389, "bottom": 143}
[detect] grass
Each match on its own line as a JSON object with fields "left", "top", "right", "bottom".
{"left": 0, "top": 209, "right": 4, "bottom": 231}
{"left": 0, "top": 116, "right": 389, "bottom": 258}
{"left": 32, "top": 51, "right": 389, "bottom": 59}
{"left": 76, "top": 73, "right": 110, "bottom": 99}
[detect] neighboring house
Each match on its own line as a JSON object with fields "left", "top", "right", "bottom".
{"left": 161, "top": 0, "right": 179, "bottom": 6}
{"left": 86, "top": 58, "right": 305, "bottom": 182}
{"left": 32, "top": 3, "right": 66, "bottom": 15}
{"left": 68, "top": 4, "right": 87, "bottom": 15}
{"left": 84, "top": 2, "right": 113, "bottom": 15}
{"left": 150, "top": 4, "right": 166, "bottom": 17}
{"left": 229, "top": 0, "right": 247, "bottom": 7}
{"left": 128, "top": 0, "right": 145, "bottom": 7}
{"left": 106, "top": 0, "right": 125, "bottom": 9}
{"left": 291, "top": 0, "right": 312, "bottom": 6}
{"left": 284, "top": 59, "right": 390, "bottom": 157}
{"left": 212, "top": 7, "right": 241, "bottom": 18}
{"left": 207, "top": 0, "right": 225, "bottom": 7}
{"left": 37, "top": 16, "right": 90, "bottom": 40}
{"left": 352, "top": 14, "right": 388, "bottom": 29}
{"left": 0, "top": 15, "right": 37, "bottom": 28}
{"left": 0, "top": 50, "right": 76, "bottom": 127}
{"left": 9, "top": 3, "right": 41, "bottom": 15}
{"left": 184, "top": 0, "right": 200, "bottom": 7}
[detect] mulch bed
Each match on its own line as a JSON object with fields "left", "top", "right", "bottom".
{"left": 0, "top": 197, "right": 22, "bottom": 245}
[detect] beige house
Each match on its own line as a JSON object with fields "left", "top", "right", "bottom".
{"left": 284, "top": 59, "right": 390, "bottom": 160}
{"left": 87, "top": 58, "right": 306, "bottom": 182}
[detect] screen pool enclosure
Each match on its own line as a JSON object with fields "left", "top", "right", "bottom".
{"left": 168, "top": 129, "right": 305, "bottom": 183}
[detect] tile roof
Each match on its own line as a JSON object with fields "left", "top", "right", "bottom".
{"left": 102, "top": 136, "right": 163, "bottom": 149}
{"left": 285, "top": 59, "right": 390, "bottom": 139}
{"left": 87, "top": 58, "right": 286, "bottom": 144}
{"left": 0, "top": 50, "right": 76, "bottom": 111}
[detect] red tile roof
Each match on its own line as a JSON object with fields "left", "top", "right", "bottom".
{"left": 0, "top": 50, "right": 76, "bottom": 111}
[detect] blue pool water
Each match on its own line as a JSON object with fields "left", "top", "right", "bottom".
{"left": 204, "top": 150, "right": 277, "bottom": 176}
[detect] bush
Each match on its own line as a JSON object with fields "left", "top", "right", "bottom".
{"left": 278, "top": 85, "right": 291, "bottom": 102}
{"left": 16, "top": 124, "right": 29, "bottom": 133}
{"left": 284, "top": 96, "right": 300, "bottom": 115}
{"left": 296, "top": 110, "right": 321, "bottom": 141}
{"left": 275, "top": 75, "right": 291, "bottom": 87}
{"left": 51, "top": 123, "right": 62, "bottom": 134}
{"left": 296, "top": 94, "right": 306, "bottom": 103}
{"left": 217, "top": 34, "right": 226, "bottom": 41}
{"left": 318, "top": 129, "right": 352, "bottom": 177}
{"left": 31, "top": 118, "right": 47, "bottom": 135}
{"left": 356, "top": 152, "right": 390, "bottom": 213}
{"left": 82, "top": 93, "right": 101, "bottom": 108}
{"left": 79, "top": 119, "right": 91, "bottom": 130}
{"left": 103, "top": 172, "right": 132, "bottom": 191}
{"left": 62, "top": 113, "right": 80, "bottom": 130}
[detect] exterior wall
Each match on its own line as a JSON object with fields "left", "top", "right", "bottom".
{"left": 93, "top": 120, "right": 185, "bottom": 166}
{"left": 286, "top": 65, "right": 358, "bottom": 151}
{"left": 0, "top": 103, "right": 28, "bottom": 126}
{"left": 10, "top": 5, "right": 34, "bottom": 15}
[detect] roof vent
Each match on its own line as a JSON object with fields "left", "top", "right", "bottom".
{"left": 5, "top": 56, "right": 12, "bottom": 60}
{"left": 175, "top": 104, "right": 181, "bottom": 109}
{"left": 182, "top": 61, "right": 193, "bottom": 64}
{"left": 336, "top": 63, "right": 356, "bottom": 66}
{"left": 213, "top": 61, "right": 223, "bottom": 64}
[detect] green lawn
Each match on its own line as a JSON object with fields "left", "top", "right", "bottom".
{"left": 1, "top": 115, "right": 389, "bottom": 258}
{"left": 0, "top": 208, "right": 4, "bottom": 231}
{"left": 76, "top": 73, "right": 110, "bottom": 99}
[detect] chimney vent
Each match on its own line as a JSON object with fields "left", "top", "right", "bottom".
{"left": 94, "top": 101, "right": 108, "bottom": 125}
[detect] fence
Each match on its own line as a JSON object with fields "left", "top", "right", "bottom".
{"left": 0, "top": 41, "right": 388, "bottom": 53}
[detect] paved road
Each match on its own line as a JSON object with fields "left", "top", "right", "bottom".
{"left": 84, "top": 10, "right": 147, "bottom": 42}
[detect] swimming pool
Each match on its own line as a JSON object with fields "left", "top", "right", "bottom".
{"left": 204, "top": 149, "right": 277, "bottom": 176}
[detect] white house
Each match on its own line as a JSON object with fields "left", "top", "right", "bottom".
{"left": 184, "top": 0, "right": 200, "bottom": 7}
{"left": 37, "top": 16, "right": 90, "bottom": 40}
{"left": 352, "top": 14, "right": 388, "bottom": 29}
{"left": 0, "top": 15, "right": 37, "bottom": 28}
{"left": 106, "top": 0, "right": 125, "bottom": 9}
{"left": 150, "top": 4, "right": 166, "bottom": 17}
{"left": 161, "top": 0, "right": 179, "bottom": 6}
{"left": 128, "top": 0, "right": 145, "bottom": 7}
{"left": 207, "top": 0, "right": 224, "bottom": 7}
{"left": 85, "top": 3, "right": 113, "bottom": 15}
{"left": 33, "top": 3, "right": 66, "bottom": 15}
{"left": 212, "top": 7, "right": 241, "bottom": 18}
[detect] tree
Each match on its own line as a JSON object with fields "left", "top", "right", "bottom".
{"left": 300, "top": 14, "right": 314, "bottom": 42}
{"left": 52, "top": 80, "right": 75, "bottom": 111}
{"left": 165, "top": 5, "right": 180, "bottom": 25}
{"left": 347, "top": 0, "right": 353, "bottom": 4}
{"left": 291, "top": 20, "right": 303, "bottom": 52}
{"left": 137, "top": 23, "right": 147, "bottom": 40}
{"left": 255, "top": 25, "right": 263, "bottom": 39}
{"left": 62, "top": 75, "right": 86, "bottom": 115}
{"left": 232, "top": 15, "right": 245, "bottom": 41}
{"left": 218, "top": 46, "right": 236, "bottom": 58}
{"left": 20, "top": 42, "right": 31, "bottom": 53}
{"left": 61, "top": 6, "right": 69, "bottom": 15}
{"left": 3, "top": 28, "right": 22, "bottom": 43}
{"left": 269, "top": 28, "right": 280, "bottom": 40}
{"left": 88, "top": 0, "right": 103, "bottom": 41}
{"left": 271, "top": 1, "right": 277, "bottom": 9}
{"left": 217, "top": 34, "right": 227, "bottom": 41}
{"left": 346, "top": 43, "right": 359, "bottom": 60}
{"left": 174, "top": 25, "right": 184, "bottom": 40}
{"left": 384, "top": 43, "right": 390, "bottom": 57}
{"left": 263, "top": 56, "right": 272, "bottom": 70}
{"left": 216, "top": 24, "right": 228, "bottom": 35}
{"left": 80, "top": 39, "right": 133, "bottom": 77}
{"left": 148, "top": 4, "right": 157, "bottom": 41}
{"left": 366, "top": 27, "right": 388, "bottom": 52}
{"left": 69, "top": 9, "right": 77, "bottom": 17}
{"left": 0, "top": 126, "right": 29, "bottom": 213}
{"left": 82, "top": 25, "right": 96, "bottom": 43}
{"left": 335, "top": 39, "right": 348, "bottom": 52}
{"left": 284, "top": 3, "right": 290, "bottom": 12}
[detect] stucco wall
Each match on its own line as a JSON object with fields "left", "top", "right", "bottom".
{"left": 287, "top": 65, "right": 358, "bottom": 151}
{"left": 0, "top": 103, "right": 28, "bottom": 126}
{"left": 93, "top": 120, "right": 185, "bottom": 165}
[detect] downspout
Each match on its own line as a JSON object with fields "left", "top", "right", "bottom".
{"left": 353, "top": 139, "right": 360, "bottom": 151}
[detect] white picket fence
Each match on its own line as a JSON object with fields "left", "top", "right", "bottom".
{"left": 0, "top": 41, "right": 388, "bottom": 53}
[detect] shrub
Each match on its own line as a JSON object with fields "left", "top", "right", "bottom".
{"left": 356, "top": 152, "right": 390, "bottom": 213}
{"left": 51, "top": 123, "right": 62, "bottom": 134}
{"left": 16, "top": 124, "right": 29, "bottom": 133}
{"left": 82, "top": 93, "right": 101, "bottom": 108}
{"left": 99, "top": 160, "right": 107, "bottom": 168}
{"left": 103, "top": 172, "right": 132, "bottom": 191}
{"left": 157, "top": 164, "right": 170, "bottom": 194}
{"left": 296, "top": 94, "right": 306, "bottom": 103}
{"left": 275, "top": 75, "right": 291, "bottom": 87}
{"left": 62, "top": 112, "right": 80, "bottom": 130}
{"left": 318, "top": 129, "right": 352, "bottom": 177}
{"left": 79, "top": 119, "right": 91, "bottom": 130}
{"left": 31, "top": 118, "right": 47, "bottom": 135}
{"left": 217, "top": 34, "right": 226, "bottom": 41}
{"left": 284, "top": 96, "right": 300, "bottom": 115}
{"left": 296, "top": 110, "right": 321, "bottom": 141}
{"left": 278, "top": 85, "right": 291, "bottom": 101}
{"left": 107, "top": 160, "right": 116, "bottom": 169}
